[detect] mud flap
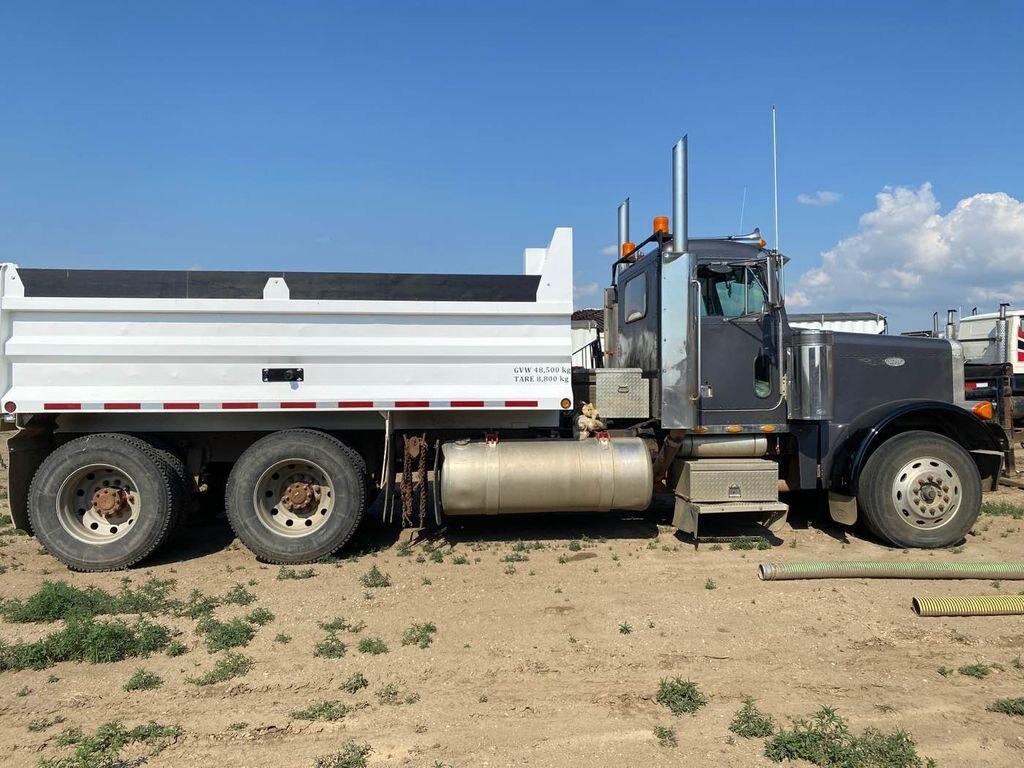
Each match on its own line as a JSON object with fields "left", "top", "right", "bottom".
{"left": 828, "top": 492, "right": 858, "bottom": 526}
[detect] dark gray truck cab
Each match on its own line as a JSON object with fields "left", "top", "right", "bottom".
{"left": 594, "top": 139, "right": 1005, "bottom": 548}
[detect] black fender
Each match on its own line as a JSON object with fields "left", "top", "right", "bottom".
{"left": 829, "top": 399, "right": 1007, "bottom": 502}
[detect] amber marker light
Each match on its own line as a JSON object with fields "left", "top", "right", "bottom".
{"left": 971, "top": 401, "right": 994, "bottom": 420}
{"left": 653, "top": 216, "right": 669, "bottom": 234}
{"left": 560, "top": 398, "right": 572, "bottom": 410}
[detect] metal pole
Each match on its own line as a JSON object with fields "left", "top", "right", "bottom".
{"left": 672, "top": 137, "right": 688, "bottom": 253}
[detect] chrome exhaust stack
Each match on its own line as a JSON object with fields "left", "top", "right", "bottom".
{"left": 660, "top": 136, "right": 698, "bottom": 428}
{"left": 946, "top": 309, "right": 958, "bottom": 340}
{"left": 672, "top": 137, "right": 688, "bottom": 254}
{"left": 997, "top": 303, "right": 1010, "bottom": 364}
{"left": 617, "top": 198, "right": 630, "bottom": 257}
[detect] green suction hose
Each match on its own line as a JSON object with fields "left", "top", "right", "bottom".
{"left": 912, "top": 595, "right": 1024, "bottom": 617}
{"left": 758, "top": 561, "right": 1024, "bottom": 581}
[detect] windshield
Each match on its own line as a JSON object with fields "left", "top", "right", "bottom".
{"left": 698, "top": 264, "right": 767, "bottom": 317}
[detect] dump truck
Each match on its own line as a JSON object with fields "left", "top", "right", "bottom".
{"left": 0, "top": 137, "right": 1007, "bottom": 571}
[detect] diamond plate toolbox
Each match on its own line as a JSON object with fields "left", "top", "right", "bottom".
{"left": 592, "top": 368, "right": 649, "bottom": 419}
{"left": 675, "top": 459, "right": 779, "bottom": 503}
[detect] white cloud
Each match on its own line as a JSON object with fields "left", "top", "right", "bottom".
{"left": 600, "top": 244, "right": 618, "bottom": 257}
{"left": 573, "top": 281, "right": 600, "bottom": 304}
{"left": 788, "top": 184, "right": 1024, "bottom": 319}
{"left": 797, "top": 190, "right": 843, "bottom": 206}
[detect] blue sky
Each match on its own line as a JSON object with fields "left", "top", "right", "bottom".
{"left": 2, "top": 1, "right": 1022, "bottom": 331}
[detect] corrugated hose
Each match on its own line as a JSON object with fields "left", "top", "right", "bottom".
{"left": 912, "top": 595, "right": 1024, "bottom": 617}
{"left": 758, "top": 561, "right": 1024, "bottom": 581}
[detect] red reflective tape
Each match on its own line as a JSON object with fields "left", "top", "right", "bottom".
{"left": 104, "top": 403, "right": 140, "bottom": 410}
{"left": 450, "top": 400, "right": 485, "bottom": 407}
{"left": 223, "top": 402, "right": 258, "bottom": 410}
{"left": 338, "top": 401, "right": 374, "bottom": 408}
{"left": 395, "top": 401, "right": 430, "bottom": 408}
{"left": 281, "top": 401, "right": 316, "bottom": 409}
{"left": 44, "top": 403, "right": 81, "bottom": 411}
{"left": 164, "top": 403, "right": 200, "bottom": 410}
{"left": 504, "top": 400, "right": 538, "bottom": 407}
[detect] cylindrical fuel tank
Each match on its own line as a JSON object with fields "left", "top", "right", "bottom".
{"left": 676, "top": 435, "right": 768, "bottom": 458}
{"left": 440, "top": 437, "right": 653, "bottom": 516}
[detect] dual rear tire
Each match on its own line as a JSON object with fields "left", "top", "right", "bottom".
{"left": 28, "top": 433, "right": 183, "bottom": 572}
{"left": 224, "top": 429, "right": 367, "bottom": 564}
{"left": 29, "top": 429, "right": 369, "bottom": 569}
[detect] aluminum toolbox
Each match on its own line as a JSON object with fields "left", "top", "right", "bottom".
{"left": 674, "top": 459, "right": 779, "bottom": 503}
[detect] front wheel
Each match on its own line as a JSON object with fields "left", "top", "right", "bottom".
{"left": 859, "top": 430, "right": 981, "bottom": 548}
{"left": 225, "top": 429, "right": 367, "bottom": 563}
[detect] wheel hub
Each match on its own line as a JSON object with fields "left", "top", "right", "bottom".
{"left": 92, "top": 486, "right": 127, "bottom": 517}
{"left": 282, "top": 481, "right": 321, "bottom": 512}
{"left": 56, "top": 464, "right": 140, "bottom": 545}
{"left": 253, "top": 459, "right": 336, "bottom": 538}
{"left": 892, "top": 457, "right": 961, "bottom": 530}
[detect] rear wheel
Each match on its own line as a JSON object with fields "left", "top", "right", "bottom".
{"left": 859, "top": 430, "right": 981, "bottom": 548}
{"left": 225, "top": 429, "right": 367, "bottom": 563}
{"left": 28, "top": 434, "right": 175, "bottom": 571}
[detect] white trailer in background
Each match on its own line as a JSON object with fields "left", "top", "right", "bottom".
{"left": 957, "top": 308, "right": 1024, "bottom": 370}
{"left": 788, "top": 312, "right": 887, "bottom": 336}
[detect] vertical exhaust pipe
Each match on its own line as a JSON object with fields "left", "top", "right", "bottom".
{"left": 932, "top": 312, "right": 940, "bottom": 338}
{"left": 617, "top": 198, "right": 630, "bottom": 256}
{"left": 660, "top": 135, "right": 698, "bottom": 429}
{"left": 672, "top": 137, "right": 688, "bottom": 254}
{"left": 946, "top": 309, "right": 958, "bottom": 340}
{"left": 997, "top": 303, "right": 1010, "bottom": 364}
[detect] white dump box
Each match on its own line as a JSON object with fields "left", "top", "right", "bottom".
{"left": 0, "top": 229, "right": 576, "bottom": 428}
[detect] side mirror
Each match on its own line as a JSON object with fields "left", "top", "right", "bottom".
{"left": 766, "top": 253, "right": 783, "bottom": 309}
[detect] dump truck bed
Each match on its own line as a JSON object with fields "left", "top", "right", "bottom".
{"left": 0, "top": 229, "right": 574, "bottom": 425}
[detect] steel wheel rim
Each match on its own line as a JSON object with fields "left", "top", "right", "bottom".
{"left": 253, "top": 458, "right": 335, "bottom": 538}
{"left": 56, "top": 464, "right": 141, "bottom": 545}
{"left": 891, "top": 455, "right": 962, "bottom": 531}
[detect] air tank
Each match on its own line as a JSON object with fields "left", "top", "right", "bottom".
{"left": 440, "top": 437, "right": 653, "bottom": 516}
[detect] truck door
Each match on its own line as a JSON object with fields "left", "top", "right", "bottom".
{"left": 697, "top": 263, "right": 783, "bottom": 416}
{"left": 615, "top": 259, "right": 659, "bottom": 375}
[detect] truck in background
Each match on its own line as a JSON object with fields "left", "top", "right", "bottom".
{"left": 0, "top": 137, "right": 1007, "bottom": 572}
{"left": 788, "top": 311, "right": 887, "bottom": 336}
{"left": 948, "top": 306, "right": 1023, "bottom": 454}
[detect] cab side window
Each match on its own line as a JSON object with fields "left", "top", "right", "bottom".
{"left": 623, "top": 273, "right": 647, "bottom": 323}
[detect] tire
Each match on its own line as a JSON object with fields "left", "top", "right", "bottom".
{"left": 117, "top": 435, "right": 187, "bottom": 530}
{"left": 28, "top": 433, "right": 175, "bottom": 571}
{"left": 225, "top": 429, "right": 367, "bottom": 563}
{"left": 152, "top": 447, "right": 191, "bottom": 530}
{"left": 858, "top": 430, "right": 981, "bottom": 549}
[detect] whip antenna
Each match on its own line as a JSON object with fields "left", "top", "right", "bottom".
{"left": 772, "top": 104, "right": 780, "bottom": 253}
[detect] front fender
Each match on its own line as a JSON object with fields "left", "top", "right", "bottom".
{"left": 830, "top": 399, "right": 1006, "bottom": 501}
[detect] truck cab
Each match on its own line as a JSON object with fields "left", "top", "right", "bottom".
{"left": 590, "top": 138, "right": 1006, "bottom": 547}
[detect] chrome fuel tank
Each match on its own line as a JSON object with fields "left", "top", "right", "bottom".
{"left": 440, "top": 437, "right": 653, "bottom": 515}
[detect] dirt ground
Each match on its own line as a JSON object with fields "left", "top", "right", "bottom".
{"left": 2, "top": 444, "right": 1024, "bottom": 767}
